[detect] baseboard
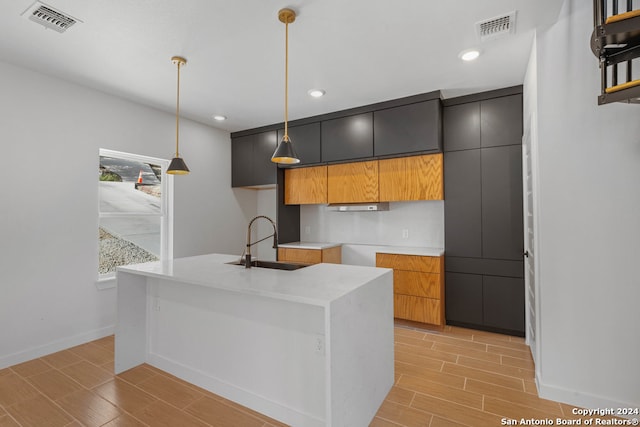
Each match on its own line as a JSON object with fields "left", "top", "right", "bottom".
{"left": 537, "top": 374, "right": 639, "bottom": 419}
{"left": 0, "top": 325, "right": 115, "bottom": 369}
{"left": 148, "top": 352, "right": 325, "bottom": 427}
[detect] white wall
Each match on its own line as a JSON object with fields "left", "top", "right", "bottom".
{"left": 0, "top": 59, "right": 257, "bottom": 367}
{"left": 531, "top": 0, "right": 640, "bottom": 408}
{"left": 300, "top": 201, "right": 444, "bottom": 248}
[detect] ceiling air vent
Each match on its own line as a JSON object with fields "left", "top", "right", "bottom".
{"left": 475, "top": 11, "right": 517, "bottom": 42}
{"left": 21, "top": 1, "right": 80, "bottom": 33}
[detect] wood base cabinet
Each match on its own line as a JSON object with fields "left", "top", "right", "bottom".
{"left": 376, "top": 253, "right": 445, "bottom": 326}
{"left": 278, "top": 246, "right": 342, "bottom": 265}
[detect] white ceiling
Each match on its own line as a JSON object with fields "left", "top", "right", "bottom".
{"left": 0, "top": 1, "right": 563, "bottom": 132}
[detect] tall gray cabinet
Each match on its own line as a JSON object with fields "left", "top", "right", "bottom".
{"left": 443, "top": 87, "right": 525, "bottom": 336}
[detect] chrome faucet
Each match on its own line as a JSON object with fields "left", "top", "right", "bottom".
{"left": 245, "top": 215, "right": 278, "bottom": 268}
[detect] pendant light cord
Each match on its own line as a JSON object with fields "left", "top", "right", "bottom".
{"left": 284, "top": 20, "right": 289, "bottom": 141}
{"left": 175, "top": 60, "right": 181, "bottom": 157}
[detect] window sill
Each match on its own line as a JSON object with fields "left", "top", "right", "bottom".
{"left": 95, "top": 276, "right": 116, "bottom": 290}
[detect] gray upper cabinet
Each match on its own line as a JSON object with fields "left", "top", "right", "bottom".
{"left": 443, "top": 102, "right": 480, "bottom": 152}
{"left": 277, "top": 122, "right": 321, "bottom": 166}
{"left": 480, "top": 95, "right": 523, "bottom": 148}
{"left": 321, "top": 113, "right": 373, "bottom": 162}
{"left": 231, "top": 134, "right": 254, "bottom": 188}
{"left": 444, "top": 94, "right": 522, "bottom": 151}
{"left": 231, "top": 131, "right": 277, "bottom": 187}
{"left": 373, "top": 100, "right": 442, "bottom": 156}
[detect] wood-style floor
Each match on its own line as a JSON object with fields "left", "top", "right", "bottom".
{"left": 0, "top": 323, "right": 614, "bottom": 427}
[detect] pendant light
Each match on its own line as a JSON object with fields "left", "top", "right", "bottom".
{"left": 271, "top": 8, "right": 300, "bottom": 164}
{"left": 167, "top": 56, "right": 190, "bottom": 175}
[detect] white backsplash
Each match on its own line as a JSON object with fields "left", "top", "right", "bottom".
{"left": 300, "top": 200, "right": 444, "bottom": 248}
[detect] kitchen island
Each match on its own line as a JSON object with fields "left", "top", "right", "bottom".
{"left": 115, "top": 253, "right": 394, "bottom": 427}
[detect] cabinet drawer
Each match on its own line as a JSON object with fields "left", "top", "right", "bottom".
{"left": 376, "top": 253, "right": 442, "bottom": 273}
{"left": 278, "top": 248, "right": 322, "bottom": 264}
{"left": 393, "top": 270, "right": 441, "bottom": 299}
{"left": 394, "top": 295, "right": 443, "bottom": 325}
{"left": 278, "top": 247, "right": 342, "bottom": 265}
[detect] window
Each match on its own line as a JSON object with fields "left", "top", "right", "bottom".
{"left": 98, "top": 149, "right": 172, "bottom": 281}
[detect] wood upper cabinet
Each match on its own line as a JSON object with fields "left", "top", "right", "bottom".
{"left": 327, "top": 161, "right": 379, "bottom": 203}
{"left": 379, "top": 153, "right": 443, "bottom": 201}
{"left": 287, "top": 154, "right": 443, "bottom": 204}
{"left": 376, "top": 253, "right": 445, "bottom": 326}
{"left": 278, "top": 246, "right": 342, "bottom": 264}
{"left": 284, "top": 165, "right": 327, "bottom": 205}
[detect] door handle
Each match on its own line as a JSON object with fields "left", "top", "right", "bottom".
{"left": 523, "top": 250, "right": 529, "bottom": 258}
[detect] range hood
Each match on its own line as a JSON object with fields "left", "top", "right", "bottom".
{"left": 327, "top": 202, "right": 389, "bottom": 212}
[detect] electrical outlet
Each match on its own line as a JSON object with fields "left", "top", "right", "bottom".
{"left": 402, "top": 229, "right": 409, "bottom": 239}
{"left": 315, "top": 336, "right": 324, "bottom": 354}
{"left": 304, "top": 226, "right": 311, "bottom": 235}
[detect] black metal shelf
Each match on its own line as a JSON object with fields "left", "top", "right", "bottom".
{"left": 592, "top": 1, "right": 640, "bottom": 104}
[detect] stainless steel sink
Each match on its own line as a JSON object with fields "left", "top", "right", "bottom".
{"left": 226, "top": 260, "right": 310, "bottom": 271}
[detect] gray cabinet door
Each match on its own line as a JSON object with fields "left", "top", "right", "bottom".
{"left": 444, "top": 150, "right": 482, "bottom": 258}
{"left": 443, "top": 102, "right": 480, "bottom": 152}
{"left": 277, "top": 122, "right": 321, "bottom": 166}
{"left": 231, "top": 134, "right": 254, "bottom": 188}
{"left": 445, "top": 272, "right": 483, "bottom": 325}
{"left": 321, "top": 113, "right": 373, "bottom": 162}
{"left": 373, "top": 100, "right": 441, "bottom": 156}
{"left": 253, "top": 131, "right": 278, "bottom": 185}
{"left": 481, "top": 145, "right": 524, "bottom": 260}
{"left": 482, "top": 275, "right": 525, "bottom": 333}
{"left": 231, "top": 131, "right": 277, "bottom": 187}
{"left": 480, "top": 95, "right": 523, "bottom": 148}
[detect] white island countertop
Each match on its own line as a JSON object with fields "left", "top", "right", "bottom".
{"left": 116, "top": 252, "right": 394, "bottom": 427}
{"left": 118, "top": 253, "right": 391, "bottom": 307}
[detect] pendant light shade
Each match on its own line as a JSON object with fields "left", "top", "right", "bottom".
{"left": 167, "top": 156, "right": 189, "bottom": 174}
{"left": 271, "top": 8, "right": 300, "bottom": 165}
{"left": 167, "top": 56, "right": 190, "bottom": 175}
{"left": 272, "top": 134, "right": 299, "bottom": 164}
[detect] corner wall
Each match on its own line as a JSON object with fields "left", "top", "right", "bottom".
{"left": 0, "top": 60, "right": 257, "bottom": 367}
{"left": 531, "top": 0, "right": 640, "bottom": 408}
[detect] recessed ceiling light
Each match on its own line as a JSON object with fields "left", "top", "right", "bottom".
{"left": 459, "top": 49, "right": 481, "bottom": 61}
{"left": 308, "top": 89, "right": 325, "bottom": 98}
{"left": 213, "top": 115, "right": 227, "bottom": 121}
